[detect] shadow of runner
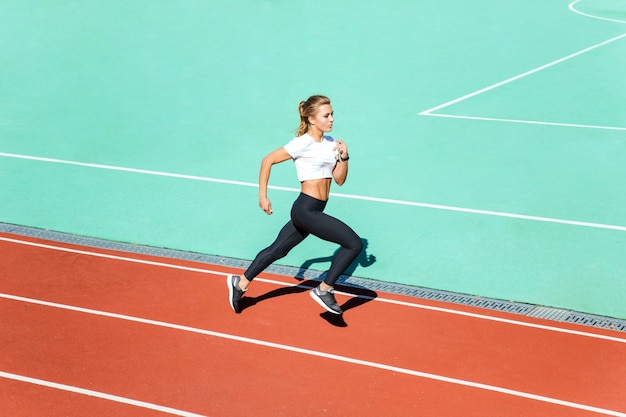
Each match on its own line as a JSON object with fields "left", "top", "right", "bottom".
{"left": 239, "top": 279, "right": 378, "bottom": 328}
{"left": 239, "top": 238, "right": 378, "bottom": 327}
{"left": 238, "top": 279, "right": 319, "bottom": 312}
{"left": 320, "top": 283, "right": 378, "bottom": 327}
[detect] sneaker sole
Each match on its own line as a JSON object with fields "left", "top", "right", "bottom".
{"left": 227, "top": 275, "right": 237, "bottom": 312}
{"left": 309, "top": 290, "right": 342, "bottom": 315}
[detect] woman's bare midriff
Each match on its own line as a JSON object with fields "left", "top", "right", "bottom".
{"left": 300, "top": 178, "right": 332, "bottom": 201}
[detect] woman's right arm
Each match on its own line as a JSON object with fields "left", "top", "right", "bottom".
{"left": 258, "top": 147, "right": 292, "bottom": 215}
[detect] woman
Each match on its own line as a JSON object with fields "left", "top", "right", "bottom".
{"left": 227, "top": 95, "right": 362, "bottom": 315}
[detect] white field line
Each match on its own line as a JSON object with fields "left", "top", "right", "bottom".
{"left": 2, "top": 151, "right": 626, "bottom": 232}
{"left": 421, "top": 113, "right": 626, "bottom": 131}
{"left": 569, "top": 0, "right": 626, "bottom": 24}
{"left": 419, "top": 32, "right": 626, "bottom": 131}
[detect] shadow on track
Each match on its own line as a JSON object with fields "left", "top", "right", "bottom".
{"left": 239, "top": 238, "right": 378, "bottom": 327}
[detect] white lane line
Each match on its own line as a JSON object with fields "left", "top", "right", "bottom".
{"left": 0, "top": 371, "right": 208, "bottom": 417}
{"left": 2, "top": 151, "right": 625, "bottom": 232}
{"left": 2, "top": 235, "right": 625, "bottom": 344}
{"left": 1, "top": 293, "right": 624, "bottom": 417}
{"left": 0, "top": 236, "right": 227, "bottom": 276}
{"left": 255, "top": 277, "right": 626, "bottom": 344}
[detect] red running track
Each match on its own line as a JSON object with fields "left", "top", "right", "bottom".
{"left": 1, "top": 232, "right": 625, "bottom": 417}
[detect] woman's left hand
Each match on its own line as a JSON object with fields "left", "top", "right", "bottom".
{"left": 334, "top": 139, "right": 349, "bottom": 160}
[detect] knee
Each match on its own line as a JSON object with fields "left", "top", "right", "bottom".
{"left": 349, "top": 235, "right": 363, "bottom": 254}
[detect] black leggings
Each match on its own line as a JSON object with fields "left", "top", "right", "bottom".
{"left": 244, "top": 193, "right": 362, "bottom": 286}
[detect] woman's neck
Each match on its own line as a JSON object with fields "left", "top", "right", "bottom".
{"left": 307, "top": 128, "right": 324, "bottom": 142}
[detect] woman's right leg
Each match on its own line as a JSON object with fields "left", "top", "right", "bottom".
{"left": 241, "top": 220, "right": 308, "bottom": 287}
{"left": 229, "top": 220, "right": 307, "bottom": 312}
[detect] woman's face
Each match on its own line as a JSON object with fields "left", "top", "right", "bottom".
{"left": 309, "top": 104, "right": 334, "bottom": 133}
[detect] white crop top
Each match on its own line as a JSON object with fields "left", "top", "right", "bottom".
{"left": 283, "top": 133, "right": 337, "bottom": 182}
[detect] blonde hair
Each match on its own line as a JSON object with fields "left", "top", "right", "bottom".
{"left": 296, "top": 95, "right": 331, "bottom": 136}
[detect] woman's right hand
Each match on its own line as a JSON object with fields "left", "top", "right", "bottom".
{"left": 257, "top": 147, "right": 291, "bottom": 216}
{"left": 259, "top": 196, "right": 273, "bottom": 215}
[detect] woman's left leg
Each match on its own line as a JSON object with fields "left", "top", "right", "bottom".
{"left": 292, "top": 204, "right": 362, "bottom": 286}
{"left": 301, "top": 210, "right": 362, "bottom": 314}
{"left": 313, "top": 214, "right": 362, "bottom": 286}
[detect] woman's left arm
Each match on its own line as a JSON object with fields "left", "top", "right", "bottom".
{"left": 332, "top": 139, "right": 349, "bottom": 186}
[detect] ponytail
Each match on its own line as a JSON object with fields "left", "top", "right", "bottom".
{"left": 296, "top": 101, "right": 308, "bottom": 136}
{"left": 295, "top": 95, "right": 331, "bottom": 136}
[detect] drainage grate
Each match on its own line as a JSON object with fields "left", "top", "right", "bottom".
{"left": 528, "top": 306, "right": 626, "bottom": 332}
{"left": 527, "top": 306, "right": 572, "bottom": 322}
{"left": 564, "top": 313, "right": 626, "bottom": 332}
{"left": 2, "top": 222, "right": 625, "bottom": 333}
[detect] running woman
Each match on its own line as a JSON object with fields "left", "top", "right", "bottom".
{"left": 227, "top": 95, "right": 362, "bottom": 315}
